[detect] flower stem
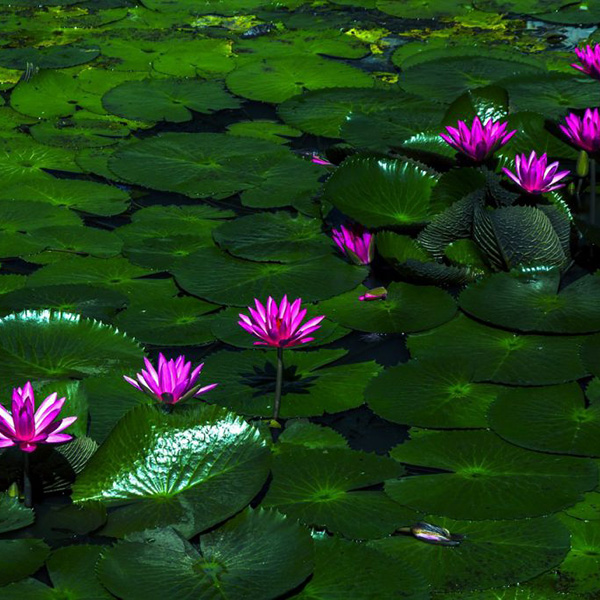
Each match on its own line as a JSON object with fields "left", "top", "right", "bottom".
{"left": 273, "top": 347, "right": 284, "bottom": 424}
{"left": 590, "top": 158, "right": 597, "bottom": 226}
{"left": 23, "top": 453, "right": 32, "bottom": 508}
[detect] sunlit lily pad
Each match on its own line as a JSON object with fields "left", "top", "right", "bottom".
{"left": 262, "top": 446, "right": 416, "bottom": 539}
{"left": 173, "top": 247, "right": 367, "bottom": 305}
{"left": 367, "top": 358, "right": 504, "bottom": 429}
{"left": 566, "top": 491, "right": 600, "bottom": 521}
{"left": 226, "top": 56, "right": 373, "bottom": 103}
{"left": 73, "top": 404, "right": 271, "bottom": 538}
{"left": 489, "top": 384, "right": 600, "bottom": 457}
{"left": 97, "top": 509, "right": 313, "bottom": 600}
{"left": 387, "top": 429, "right": 597, "bottom": 519}
{"left": 371, "top": 515, "right": 569, "bottom": 593}
{"left": 201, "top": 348, "right": 381, "bottom": 418}
{"left": 407, "top": 314, "right": 588, "bottom": 385}
{"left": 152, "top": 38, "right": 236, "bottom": 77}
{"left": 318, "top": 282, "right": 456, "bottom": 333}
{"left": 324, "top": 156, "right": 439, "bottom": 227}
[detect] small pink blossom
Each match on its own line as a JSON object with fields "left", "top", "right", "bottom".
{"left": 332, "top": 224, "right": 374, "bottom": 265}
{"left": 502, "top": 151, "right": 569, "bottom": 194}
{"left": 310, "top": 153, "right": 334, "bottom": 166}
{"left": 440, "top": 116, "right": 516, "bottom": 162}
{"left": 559, "top": 108, "right": 600, "bottom": 153}
{"left": 0, "top": 382, "right": 77, "bottom": 453}
{"left": 572, "top": 44, "right": 600, "bottom": 80}
{"left": 238, "top": 295, "right": 325, "bottom": 348}
{"left": 124, "top": 354, "right": 217, "bottom": 405}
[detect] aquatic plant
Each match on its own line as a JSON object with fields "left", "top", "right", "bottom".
{"left": 332, "top": 224, "right": 374, "bottom": 265}
{"left": 560, "top": 108, "right": 600, "bottom": 154}
{"left": 572, "top": 43, "right": 600, "bottom": 80}
{"left": 502, "top": 151, "right": 569, "bottom": 194}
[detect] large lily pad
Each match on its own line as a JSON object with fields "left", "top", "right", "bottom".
{"left": 489, "top": 383, "right": 600, "bottom": 457}
{"left": 97, "top": 510, "right": 313, "bottom": 600}
{"left": 0, "top": 44, "right": 99, "bottom": 69}
{"left": 324, "top": 156, "right": 439, "bottom": 227}
{"left": 262, "top": 446, "right": 416, "bottom": 539}
{"left": 459, "top": 272, "right": 600, "bottom": 333}
{"left": 72, "top": 404, "right": 271, "bottom": 538}
{"left": 371, "top": 515, "right": 570, "bottom": 593}
{"left": 0, "top": 540, "right": 50, "bottom": 586}
{"left": 173, "top": 247, "right": 367, "bottom": 305}
{"left": 225, "top": 56, "right": 373, "bottom": 104}
{"left": 318, "top": 282, "right": 456, "bottom": 333}
{"left": 386, "top": 429, "right": 597, "bottom": 519}
{"left": 407, "top": 314, "right": 588, "bottom": 385}
{"left": 367, "top": 358, "right": 504, "bottom": 429}
{"left": 201, "top": 348, "right": 381, "bottom": 418}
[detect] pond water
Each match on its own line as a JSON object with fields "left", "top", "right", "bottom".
{"left": 0, "top": 0, "right": 599, "bottom": 599}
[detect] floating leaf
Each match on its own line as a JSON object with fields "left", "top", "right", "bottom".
{"left": 277, "top": 420, "right": 348, "bottom": 450}
{"left": 0, "top": 44, "right": 99, "bottom": 69}
{"left": 0, "top": 540, "right": 50, "bottom": 586}
{"left": 0, "top": 494, "right": 34, "bottom": 534}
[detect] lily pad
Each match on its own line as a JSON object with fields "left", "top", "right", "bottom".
{"left": 407, "top": 314, "right": 588, "bottom": 385}
{"left": 377, "top": 0, "right": 471, "bottom": 17}
{"left": 318, "top": 282, "right": 456, "bottom": 333}
{"left": 173, "top": 247, "right": 367, "bottom": 305}
{"left": 225, "top": 56, "right": 373, "bottom": 104}
{"left": 97, "top": 509, "right": 313, "bottom": 600}
{"left": 33, "top": 225, "right": 123, "bottom": 258}
{"left": 371, "top": 515, "right": 569, "bottom": 593}
{"left": 72, "top": 404, "right": 271, "bottom": 538}
{"left": 102, "top": 79, "right": 240, "bottom": 123}
{"left": 386, "top": 429, "right": 597, "bottom": 520}
{"left": 201, "top": 348, "right": 381, "bottom": 418}
{"left": 262, "top": 446, "right": 416, "bottom": 539}
{"left": 489, "top": 383, "right": 600, "bottom": 457}
{"left": 227, "top": 120, "right": 302, "bottom": 144}
{"left": 565, "top": 491, "right": 600, "bottom": 521}
{"left": 0, "top": 540, "right": 50, "bottom": 586}
{"left": 366, "top": 358, "right": 504, "bottom": 429}
{"left": 0, "top": 44, "right": 99, "bottom": 69}
{"left": 0, "top": 494, "right": 34, "bottom": 534}
{"left": 324, "top": 156, "right": 439, "bottom": 227}
{"left": 277, "top": 420, "right": 349, "bottom": 450}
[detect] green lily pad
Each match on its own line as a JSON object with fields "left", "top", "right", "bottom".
{"left": 0, "top": 540, "right": 50, "bottom": 586}
{"left": 371, "top": 515, "right": 569, "bottom": 593}
{"left": 377, "top": 0, "right": 472, "bottom": 17}
{"left": 262, "top": 446, "right": 416, "bottom": 539}
{"left": 318, "top": 282, "right": 456, "bottom": 333}
{"left": 0, "top": 200, "right": 81, "bottom": 232}
{"left": 0, "top": 232, "right": 45, "bottom": 258}
{"left": 225, "top": 56, "right": 373, "bottom": 104}
{"left": 72, "top": 404, "right": 271, "bottom": 538}
{"left": 102, "top": 79, "right": 240, "bottom": 123}
{"left": 97, "top": 509, "right": 313, "bottom": 600}
{"left": 475, "top": 0, "right": 578, "bottom": 15}
{"left": 0, "top": 44, "right": 99, "bottom": 69}
{"left": 112, "top": 296, "right": 218, "bottom": 346}
{"left": 294, "top": 536, "right": 429, "bottom": 599}
{"left": 0, "top": 309, "right": 143, "bottom": 389}
{"left": 577, "top": 334, "right": 600, "bottom": 378}
{"left": 407, "top": 314, "right": 588, "bottom": 385}
{"left": 33, "top": 225, "right": 123, "bottom": 258}
{"left": 108, "top": 132, "right": 289, "bottom": 198}
{"left": 324, "top": 156, "right": 439, "bottom": 227}
{"left": 123, "top": 235, "right": 214, "bottom": 270}
{"left": 566, "top": 491, "right": 600, "bottom": 521}
{"left": 0, "top": 179, "right": 130, "bottom": 216}
{"left": 173, "top": 247, "right": 367, "bottom": 305}
{"left": 399, "top": 56, "right": 542, "bottom": 103}
{"left": 387, "top": 429, "right": 597, "bottom": 520}
{"left": 366, "top": 358, "right": 504, "bottom": 429}
{"left": 0, "top": 275, "right": 27, "bottom": 294}
{"left": 201, "top": 348, "right": 381, "bottom": 418}
{"left": 489, "top": 383, "right": 600, "bottom": 457}
{"left": 227, "top": 120, "right": 302, "bottom": 144}
{"left": 0, "top": 494, "right": 34, "bottom": 534}
{"left": 210, "top": 306, "right": 349, "bottom": 349}
{"left": 459, "top": 272, "right": 600, "bottom": 333}
{"left": 442, "top": 85, "right": 509, "bottom": 126}
{"left": 277, "top": 420, "right": 348, "bottom": 450}
{"left": 213, "top": 212, "right": 331, "bottom": 262}
{"left": 152, "top": 38, "right": 236, "bottom": 77}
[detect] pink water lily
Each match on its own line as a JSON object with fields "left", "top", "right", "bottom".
{"left": 332, "top": 224, "right": 374, "bottom": 265}
{"left": 559, "top": 108, "right": 600, "bottom": 153}
{"left": 359, "top": 286, "right": 387, "bottom": 301}
{"left": 238, "top": 295, "right": 325, "bottom": 348}
{"left": 440, "top": 116, "right": 516, "bottom": 162}
{"left": 124, "top": 354, "right": 218, "bottom": 405}
{"left": 572, "top": 44, "right": 600, "bottom": 80}
{"left": 310, "top": 153, "right": 334, "bottom": 167}
{"left": 502, "top": 151, "right": 569, "bottom": 194}
{"left": 0, "top": 382, "right": 77, "bottom": 453}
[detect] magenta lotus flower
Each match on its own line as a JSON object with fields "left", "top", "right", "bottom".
{"left": 238, "top": 295, "right": 325, "bottom": 348}
{"left": 502, "top": 151, "right": 569, "bottom": 194}
{"left": 0, "top": 382, "right": 77, "bottom": 453}
{"left": 359, "top": 286, "right": 387, "bottom": 301}
{"left": 332, "top": 224, "right": 374, "bottom": 265}
{"left": 572, "top": 44, "right": 600, "bottom": 79}
{"left": 440, "top": 116, "right": 516, "bottom": 162}
{"left": 559, "top": 109, "right": 600, "bottom": 153}
{"left": 310, "top": 153, "right": 334, "bottom": 166}
{"left": 124, "top": 354, "right": 217, "bottom": 405}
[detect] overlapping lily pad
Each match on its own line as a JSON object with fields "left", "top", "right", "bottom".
{"left": 489, "top": 383, "right": 600, "bottom": 457}
{"left": 387, "top": 429, "right": 597, "bottom": 519}
{"left": 407, "top": 314, "right": 588, "bottom": 385}
{"left": 97, "top": 510, "right": 313, "bottom": 600}
{"left": 262, "top": 446, "right": 416, "bottom": 539}
{"left": 0, "top": 539, "right": 50, "bottom": 587}
{"left": 200, "top": 348, "right": 381, "bottom": 417}
{"left": 72, "top": 404, "right": 271, "bottom": 537}
{"left": 0, "top": 494, "right": 34, "bottom": 534}
{"left": 324, "top": 156, "right": 439, "bottom": 227}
